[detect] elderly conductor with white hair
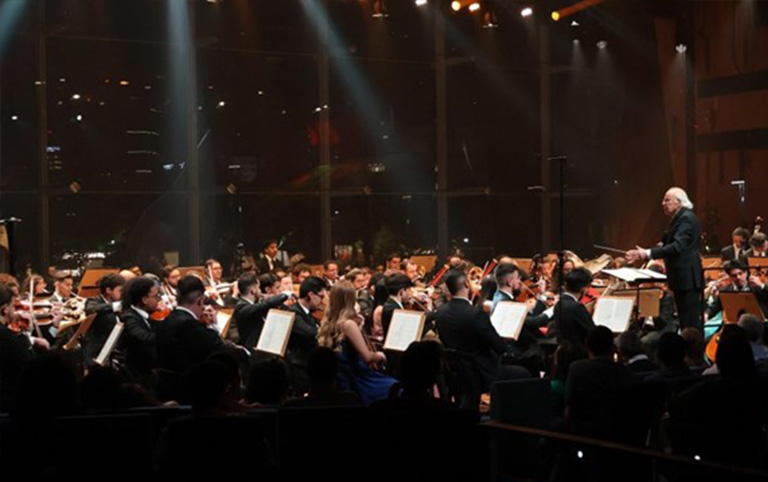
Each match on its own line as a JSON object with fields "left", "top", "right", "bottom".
{"left": 626, "top": 187, "right": 704, "bottom": 330}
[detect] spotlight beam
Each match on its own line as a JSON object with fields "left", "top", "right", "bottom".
{"left": 552, "top": 0, "right": 608, "bottom": 21}
{"left": 0, "top": 0, "right": 29, "bottom": 62}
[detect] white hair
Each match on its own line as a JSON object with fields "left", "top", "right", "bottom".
{"left": 668, "top": 187, "right": 694, "bottom": 210}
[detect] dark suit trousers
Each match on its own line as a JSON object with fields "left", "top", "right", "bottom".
{"left": 673, "top": 289, "right": 703, "bottom": 331}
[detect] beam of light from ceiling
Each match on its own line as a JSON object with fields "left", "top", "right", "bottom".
{"left": 0, "top": 0, "right": 29, "bottom": 62}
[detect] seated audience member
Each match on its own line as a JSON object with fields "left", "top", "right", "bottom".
{"left": 617, "top": 330, "right": 658, "bottom": 375}
{"left": 376, "top": 341, "right": 451, "bottom": 410}
{"left": 737, "top": 313, "right": 768, "bottom": 364}
{"left": 703, "top": 324, "right": 758, "bottom": 378}
{"left": 246, "top": 358, "right": 290, "bottom": 406}
{"left": 680, "top": 327, "right": 706, "bottom": 368}
{"left": 550, "top": 341, "right": 578, "bottom": 410}
{"left": 183, "top": 360, "right": 235, "bottom": 415}
{"left": 648, "top": 332, "right": 693, "bottom": 380}
{"left": 12, "top": 353, "right": 79, "bottom": 421}
{"left": 565, "top": 326, "right": 634, "bottom": 437}
{"left": 283, "top": 347, "right": 362, "bottom": 407}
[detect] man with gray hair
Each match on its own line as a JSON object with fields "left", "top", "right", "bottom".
{"left": 626, "top": 187, "right": 704, "bottom": 330}
{"left": 737, "top": 313, "right": 768, "bottom": 362}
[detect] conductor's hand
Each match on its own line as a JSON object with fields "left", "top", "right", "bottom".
{"left": 625, "top": 246, "right": 648, "bottom": 264}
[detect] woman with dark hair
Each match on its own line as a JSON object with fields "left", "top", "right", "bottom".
{"left": 317, "top": 281, "right": 396, "bottom": 403}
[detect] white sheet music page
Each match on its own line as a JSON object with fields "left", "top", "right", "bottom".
{"left": 215, "top": 311, "right": 230, "bottom": 335}
{"left": 490, "top": 301, "right": 528, "bottom": 340}
{"left": 593, "top": 297, "right": 634, "bottom": 333}
{"left": 96, "top": 321, "right": 124, "bottom": 366}
{"left": 384, "top": 310, "right": 424, "bottom": 352}
{"left": 256, "top": 309, "right": 294, "bottom": 356}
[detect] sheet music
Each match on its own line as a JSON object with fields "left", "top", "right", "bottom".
{"left": 603, "top": 268, "right": 666, "bottom": 283}
{"left": 490, "top": 301, "right": 528, "bottom": 340}
{"left": 215, "top": 311, "right": 231, "bottom": 335}
{"left": 256, "top": 309, "right": 295, "bottom": 356}
{"left": 593, "top": 297, "right": 634, "bottom": 333}
{"left": 384, "top": 310, "right": 424, "bottom": 352}
{"left": 95, "top": 321, "right": 124, "bottom": 366}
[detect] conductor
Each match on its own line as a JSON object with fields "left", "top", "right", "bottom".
{"left": 626, "top": 187, "right": 704, "bottom": 330}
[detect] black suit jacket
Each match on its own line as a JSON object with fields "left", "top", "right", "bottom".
{"left": 650, "top": 207, "right": 704, "bottom": 291}
{"left": 84, "top": 296, "right": 119, "bottom": 361}
{"left": 435, "top": 298, "right": 509, "bottom": 389}
{"left": 255, "top": 256, "right": 284, "bottom": 274}
{"left": 745, "top": 249, "right": 768, "bottom": 259}
{"left": 119, "top": 308, "right": 158, "bottom": 382}
{"left": 553, "top": 295, "right": 595, "bottom": 357}
{"left": 287, "top": 303, "right": 319, "bottom": 368}
{"left": 0, "top": 323, "right": 34, "bottom": 412}
{"left": 721, "top": 245, "right": 747, "bottom": 262}
{"left": 233, "top": 294, "right": 289, "bottom": 349}
{"left": 157, "top": 308, "right": 226, "bottom": 373}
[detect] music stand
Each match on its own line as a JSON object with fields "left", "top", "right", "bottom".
{"left": 719, "top": 291, "right": 766, "bottom": 323}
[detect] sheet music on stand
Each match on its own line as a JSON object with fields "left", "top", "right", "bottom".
{"left": 255, "top": 309, "right": 295, "bottom": 356}
{"left": 215, "top": 308, "right": 234, "bottom": 338}
{"left": 602, "top": 268, "right": 667, "bottom": 284}
{"left": 95, "top": 320, "right": 124, "bottom": 366}
{"left": 490, "top": 301, "right": 528, "bottom": 340}
{"left": 384, "top": 309, "right": 425, "bottom": 352}
{"left": 593, "top": 296, "right": 635, "bottom": 333}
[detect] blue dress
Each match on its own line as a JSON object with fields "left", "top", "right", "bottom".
{"left": 336, "top": 338, "right": 397, "bottom": 404}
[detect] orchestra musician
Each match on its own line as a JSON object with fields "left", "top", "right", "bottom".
{"left": 204, "top": 258, "right": 236, "bottom": 307}
{"left": 626, "top": 187, "right": 705, "bottom": 331}
{"left": 721, "top": 227, "right": 751, "bottom": 262}
{"left": 706, "top": 260, "right": 768, "bottom": 319}
{"left": 287, "top": 276, "right": 328, "bottom": 394}
{"left": 0, "top": 283, "right": 36, "bottom": 412}
{"left": 381, "top": 273, "right": 435, "bottom": 338}
{"left": 256, "top": 238, "right": 286, "bottom": 274}
{"left": 119, "top": 276, "right": 161, "bottom": 390}
{"left": 386, "top": 253, "right": 402, "bottom": 271}
{"left": 551, "top": 268, "right": 597, "bottom": 358}
{"left": 83, "top": 273, "right": 126, "bottom": 362}
{"left": 232, "top": 273, "right": 292, "bottom": 351}
{"left": 292, "top": 263, "right": 312, "bottom": 284}
{"left": 160, "top": 265, "right": 181, "bottom": 306}
{"left": 156, "top": 275, "right": 229, "bottom": 374}
{"left": 745, "top": 232, "right": 768, "bottom": 258}
{"left": 435, "top": 269, "right": 510, "bottom": 390}
{"left": 322, "top": 260, "right": 340, "bottom": 287}
{"left": 51, "top": 270, "right": 76, "bottom": 304}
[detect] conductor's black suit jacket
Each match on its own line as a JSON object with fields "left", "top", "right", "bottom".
{"left": 650, "top": 207, "right": 704, "bottom": 292}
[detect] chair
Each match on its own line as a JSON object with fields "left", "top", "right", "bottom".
{"left": 442, "top": 348, "right": 485, "bottom": 410}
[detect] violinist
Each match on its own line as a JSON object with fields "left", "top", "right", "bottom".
{"left": 0, "top": 275, "right": 50, "bottom": 350}
{"left": 21, "top": 274, "right": 48, "bottom": 296}
{"left": 292, "top": 263, "right": 312, "bottom": 284}
{"left": 706, "top": 260, "right": 768, "bottom": 319}
{"left": 381, "top": 273, "right": 435, "bottom": 338}
{"left": 323, "top": 260, "right": 340, "bottom": 287}
{"left": 232, "top": 273, "right": 293, "bottom": 351}
{"left": 386, "top": 253, "right": 402, "bottom": 271}
{"left": 51, "top": 270, "right": 76, "bottom": 304}
{"left": 205, "top": 258, "right": 236, "bottom": 307}
{"left": 156, "top": 275, "right": 228, "bottom": 374}
{"left": 491, "top": 263, "right": 551, "bottom": 371}
{"left": 119, "top": 276, "right": 161, "bottom": 390}
{"left": 83, "top": 273, "right": 125, "bottom": 362}
{"left": 160, "top": 265, "right": 180, "bottom": 306}
{"left": 404, "top": 260, "right": 421, "bottom": 283}
{"left": 0, "top": 282, "right": 36, "bottom": 412}
{"left": 287, "top": 276, "right": 328, "bottom": 393}
{"left": 551, "top": 268, "right": 596, "bottom": 358}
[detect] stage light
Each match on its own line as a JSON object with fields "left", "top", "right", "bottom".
{"left": 415, "top": 0, "right": 427, "bottom": 6}
{"left": 119, "top": 80, "right": 130, "bottom": 86}
{"left": 11, "top": 115, "right": 18, "bottom": 121}
{"left": 217, "top": 101, "right": 226, "bottom": 107}
{"left": 675, "top": 43, "right": 687, "bottom": 53}
{"left": 482, "top": 10, "right": 498, "bottom": 28}
{"left": 468, "top": 2, "right": 480, "bottom": 12}
{"left": 76, "top": 114, "right": 83, "bottom": 122}
{"left": 596, "top": 40, "right": 607, "bottom": 49}
{"left": 520, "top": 7, "right": 533, "bottom": 17}
{"left": 571, "top": 20, "right": 579, "bottom": 26}
{"left": 451, "top": 1, "right": 461, "bottom": 12}
{"left": 551, "top": 11, "right": 560, "bottom": 21}
{"left": 371, "top": 0, "right": 389, "bottom": 18}
{"left": 71, "top": 94, "right": 81, "bottom": 100}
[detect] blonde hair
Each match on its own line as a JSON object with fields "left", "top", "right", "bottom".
{"left": 317, "top": 281, "right": 358, "bottom": 349}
